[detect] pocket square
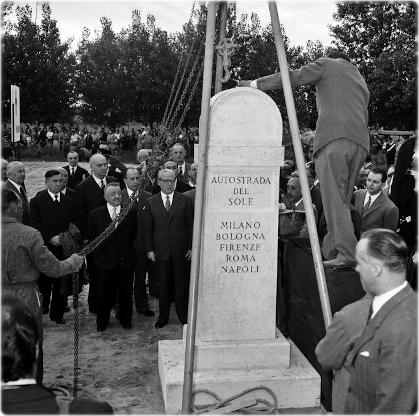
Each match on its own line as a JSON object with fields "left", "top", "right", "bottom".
{"left": 360, "top": 351, "right": 370, "bottom": 357}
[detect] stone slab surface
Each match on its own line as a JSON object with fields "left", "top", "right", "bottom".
{"left": 158, "top": 338, "right": 321, "bottom": 413}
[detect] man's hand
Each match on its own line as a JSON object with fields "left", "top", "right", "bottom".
{"left": 237, "top": 80, "right": 252, "bottom": 87}
{"left": 69, "top": 253, "right": 85, "bottom": 269}
{"left": 185, "top": 250, "right": 192, "bottom": 261}
{"left": 147, "top": 251, "right": 156, "bottom": 262}
{"left": 50, "top": 235, "right": 61, "bottom": 247}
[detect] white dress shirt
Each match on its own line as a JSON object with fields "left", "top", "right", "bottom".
{"left": 47, "top": 190, "right": 61, "bottom": 202}
{"left": 371, "top": 281, "right": 408, "bottom": 320}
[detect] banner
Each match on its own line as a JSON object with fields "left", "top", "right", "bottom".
{"left": 11, "top": 85, "right": 20, "bottom": 143}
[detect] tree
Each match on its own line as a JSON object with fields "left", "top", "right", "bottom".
{"left": 2, "top": 4, "right": 76, "bottom": 124}
{"left": 329, "top": 3, "right": 416, "bottom": 129}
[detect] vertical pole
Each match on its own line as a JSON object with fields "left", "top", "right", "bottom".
{"left": 181, "top": 2, "right": 217, "bottom": 413}
{"left": 268, "top": 2, "right": 332, "bottom": 328}
{"left": 214, "top": 2, "right": 228, "bottom": 94}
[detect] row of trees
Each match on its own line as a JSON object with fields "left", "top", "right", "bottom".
{"left": 2, "top": 3, "right": 416, "bottom": 130}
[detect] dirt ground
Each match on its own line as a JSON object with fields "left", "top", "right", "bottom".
{"left": 24, "top": 160, "right": 184, "bottom": 414}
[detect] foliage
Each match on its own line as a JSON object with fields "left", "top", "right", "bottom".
{"left": 329, "top": 3, "right": 417, "bottom": 129}
{"left": 2, "top": 4, "right": 76, "bottom": 124}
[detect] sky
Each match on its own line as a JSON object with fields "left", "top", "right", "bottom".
{"left": 7, "top": 0, "right": 338, "bottom": 51}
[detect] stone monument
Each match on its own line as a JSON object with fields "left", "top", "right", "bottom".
{"left": 159, "top": 87, "right": 320, "bottom": 412}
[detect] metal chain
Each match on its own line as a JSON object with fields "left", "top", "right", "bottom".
{"left": 175, "top": 59, "right": 204, "bottom": 131}
{"left": 162, "top": 3, "right": 196, "bottom": 125}
{"left": 168, "top": 42, "right": 205, "bottom": 131}
{"left": 72, "top": 272, "right": 79, "bottom": 397}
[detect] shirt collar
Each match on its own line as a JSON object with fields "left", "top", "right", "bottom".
{"left": 8, "top": 179, "right": 21, "bottom": 191}
{"left": 92, "top": 175, "right": 105, "bottom": 187}
{"left": 107, "top": 203, "right": 120, "bottom": 216}
{"left": 161, "top": 191, "right": 174, "bottom": 204}
{"left": 371, "top": 281, "right": 408, "bottom": 319}
{"left": 47, "top": 190, "right": 60, "bottom": 202}
{"left": 365, "top": 191, "right": 381, "bottom": 205}
{"left": 2, "top": 378, "right": 37, "bottom": 388}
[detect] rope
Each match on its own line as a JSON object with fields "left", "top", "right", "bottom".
{"left": 191, "top": 386, "right": 278, "bottom": 414}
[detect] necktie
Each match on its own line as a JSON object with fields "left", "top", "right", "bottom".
{"left": 54, "top": 194, "right": 59, "bottom": 205}
{"left": 100, "top": 180, "right": 104, "bottom": 189}
{"left": 361, "top": 196, "right": 372, "bottom": 217}
{"left": 367, "top": 301, "right": 374, "bottom": 322}
{"left": 71, "top": 167, "right": 75, "bottom": 175}
{"left": 165, "top": 196, "right": 170, "bottom": 212}
{"left": 111, "top": 207, "right": 117, "bottom": 220}
{"left": 20, "top": 186, "right": 28, "bottom": 202}
{"left": 179, "top": 166, "right": 183, "bottom": 176}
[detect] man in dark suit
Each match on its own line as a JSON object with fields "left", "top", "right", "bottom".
{"left": 3, "top": 161, "right": 30, "bottom": 225}
{"left": 144, "top": 169, "right": 194, "bottom": 329}
{"left": 29, "top": 169, "right": 74, "bottom": 324}
{"left": 169, "top": 143, "right": 191, "bottom": 184}
{"left": 74, "top": 153, "right": 118, "bottom": 313}
{"left": 353, "top": 168, "right": 399, "bottom": 235}
{"left": 152, "top": 159, "right": 192, "bottom": 194}
{"left": 87, "top": 183, "right": 137, "bottom": 332}
{"left": 63, "top": 151, "right": 88, "bottom": 190}
{"left": 344, "top": 229, "right": 417, "bottom": 413}
{"left": 121, "top": 168, "right": 155, "bottom": 317}
{"left": 56, "top": 167, "right": 75, "bottom": 199}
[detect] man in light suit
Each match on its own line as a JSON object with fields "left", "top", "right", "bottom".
{"left": 144, "top": 169, "right": 194, "bottom": 329}
{"left": 239, "top": 49, "right": 370, "bottom": 267}
{"left": 353, "top": 168, "right": 399, "bottom": 235}
{"left": 74, "top": 153, "right": 118, "bottom": 313}
{"left": 343, "top": 228, "right": 417, "bottom": 413}
{"left": 3, "top": 161, "right": 30, "bottom": 225}
{"left": 315, "top": 294, "right": 373, "bottom": 413}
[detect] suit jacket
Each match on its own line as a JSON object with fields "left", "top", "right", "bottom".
{"left": 151, "top": 178, "right": 193, "bottom": 194}
{"left": 183, "top": 188, "right": 196, "bottom": 206}
{"left": 29, "top": 189, "right": 74, "bottom": 259}
{"left": 315, "top": 294, "right": 371, "bottom": 413}
{"left": 256, "top": 57, "right": 370, "bottom": 155}
{"left": 345, "top": 285, "right": 417, "bottom": 413}
{"left": 87, "top": 205, "right": 137, "bottom": 271}
{"left": 63, "top": 164, "right": 89, "bottom": 190}
{"left": 73, "top": 175, "right": 118, "bottom": 239}
{"left": 177, "top": 162, "right": 191, "bottom": 184}
{"left": 3, "top": 179, "right": 30, "bottom": 225}
{"left": 353, "top": 190, "right": 399, "bottom": 235}
{"left": 144, "top": 192, "right": 194, "bottom": 260}
{"left": 61, "top": 186, "right": 75, "bottom": 199}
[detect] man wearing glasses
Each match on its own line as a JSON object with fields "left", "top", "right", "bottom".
{"left": 143, "top": 169, "right": 194, "bottom": 329}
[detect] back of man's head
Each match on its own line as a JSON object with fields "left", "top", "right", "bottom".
{"left": 362, "top": 228, "right": 408, "bottom": 274}
{"left": 2, "top": 188, "right": 21, "bottom": 216}
{"left": 327, "top": 49, "right": 351, "bottom": 62}
{"left": 2, "top": 295, "right": 39, "bottom": 382}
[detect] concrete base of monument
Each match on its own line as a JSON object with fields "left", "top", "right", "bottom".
{"left": 158, "top": 333, "right": 320, "bottom": 413}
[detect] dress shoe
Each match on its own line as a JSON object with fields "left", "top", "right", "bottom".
{"left": 323, "top": 258, "right": 356, "bottom": 268}
{"left": 138, "top": 309, "right": 155, "bottom": 317}
{"left": 42, "top": 307, "right": 49, "bottom": 314}
{"left": 121, "top": 322, "right": 132, "bottom": 330}
{"left": 53, "top": 318, "right": 66, "bottom": 325}
{"left": 154, "top": 321, "right": 167, "bottom": 329}
{"left": 97, "top": 325, "right": 106, "bottom": 332}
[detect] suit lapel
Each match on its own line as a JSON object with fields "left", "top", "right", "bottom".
{"left": 356, "top": 190, "right": 366, "bottom": 214}
{"left": 363, "top": 193, "right": 384, "bottom": 217}
{"left": 88, "top": 177, "right": 105, "bottom": 204}
{"left": 168, "top": 193, "right": 181, "bottom": 222}
{"left": 350, "top": 285, "right": 413, "bottom": 363}
{"left": 154, "top": 194, "right": 169, "bottom": 220}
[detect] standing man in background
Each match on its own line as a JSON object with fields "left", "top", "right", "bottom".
{"left": 239, "top": 50, "right": 370, "bottom": 267}
{"left": 63, "top": 151, "right": 88, "bottom": 190}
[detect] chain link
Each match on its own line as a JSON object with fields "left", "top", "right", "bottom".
{"left": 72, "top": 272, "right": 79, "bottom": 397}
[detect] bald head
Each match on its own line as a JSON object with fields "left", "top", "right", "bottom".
{"left": 6, "top": 161, "right": 25, "bottom": 185}
{"left": 137, "top": 149, "right": 150, "bottom": 164}
{"left": 89, "top": 154, "right": 108, "bottom": 180}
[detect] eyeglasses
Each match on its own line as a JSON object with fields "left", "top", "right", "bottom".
{"left": 159, "top": 179, "right": 175, "bottom": 184}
